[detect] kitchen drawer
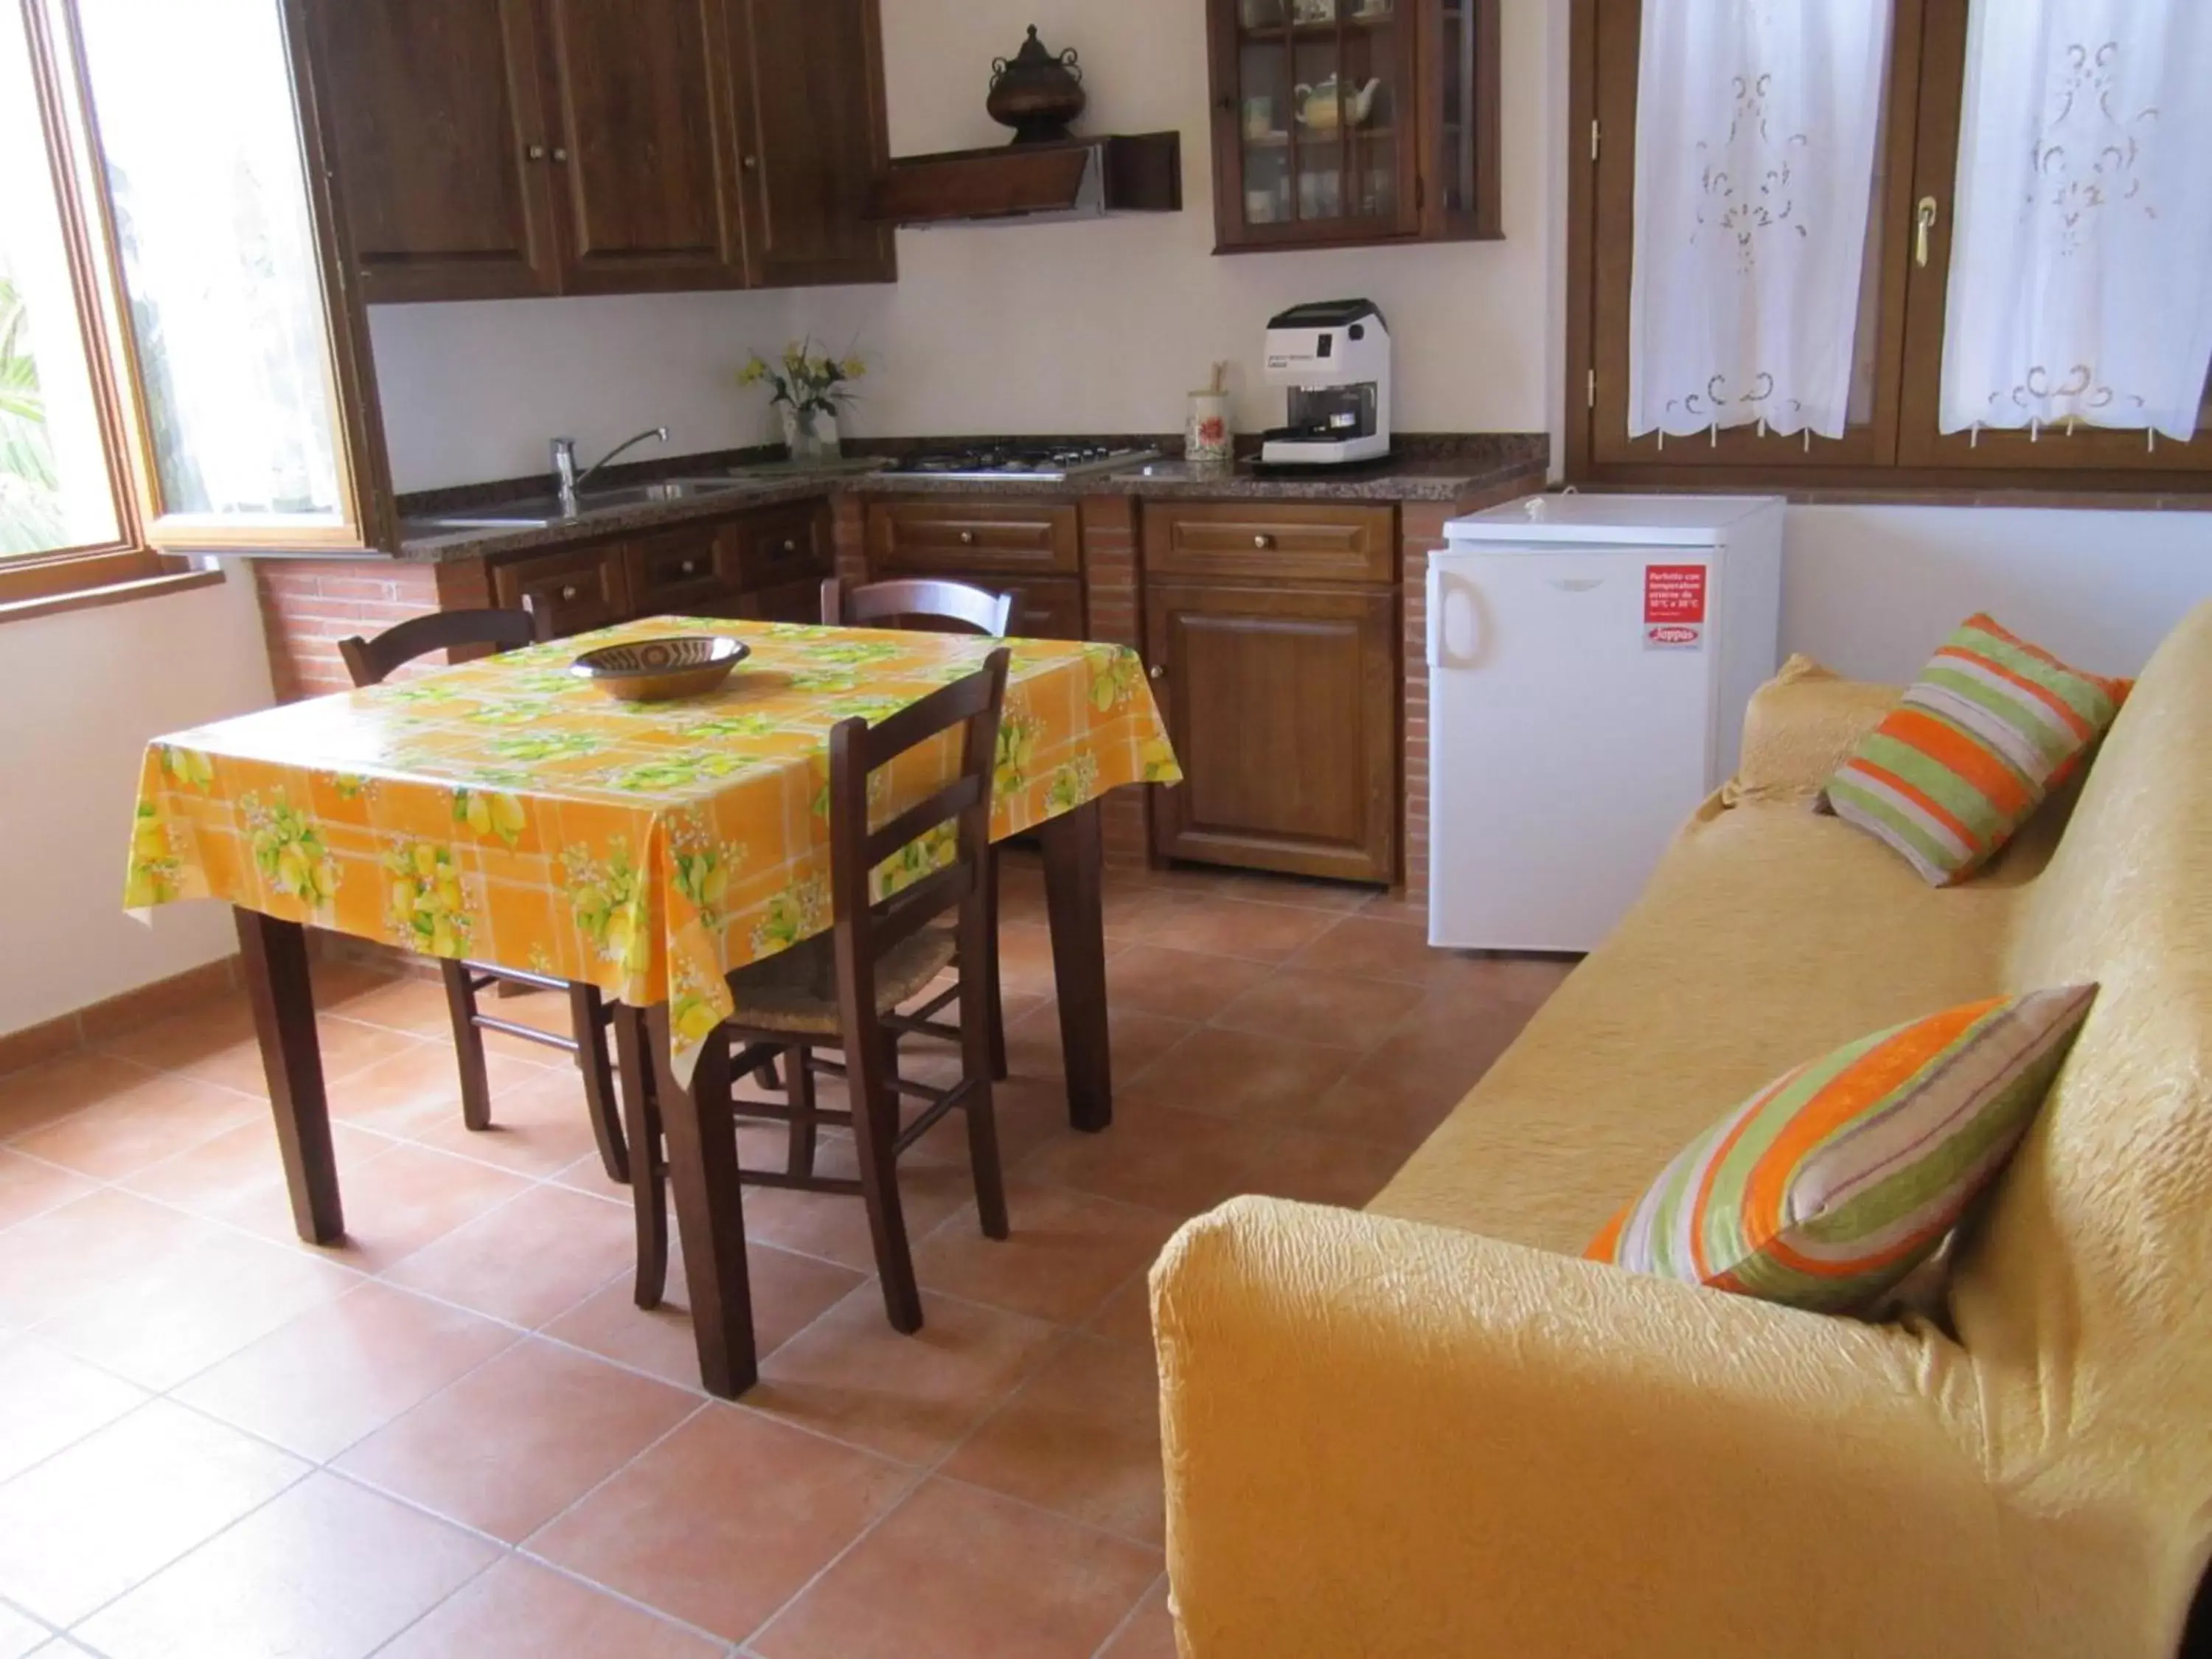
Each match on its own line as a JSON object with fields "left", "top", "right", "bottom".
{"left": 867, "top": 499, "right": 1081, "bottom": 577}
{"left": 623, "top": 523, "right": 726, "bottom": 616}
{"left": 490, "top": 544, "right": 630, "bottom": 638}
{"left": 726, "top": 501, "right": 832, "bottom": 588}
{"left": 1143, "top": 501, "right": 1397, "bottom": 585}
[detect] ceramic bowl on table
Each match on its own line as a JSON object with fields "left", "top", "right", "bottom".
{"left": 570, "top": 636, "right": 749, "bottom": 703}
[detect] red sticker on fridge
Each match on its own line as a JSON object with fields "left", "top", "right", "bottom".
{"left": 1644, "top": 564, "right": 1707, "bottom": 650}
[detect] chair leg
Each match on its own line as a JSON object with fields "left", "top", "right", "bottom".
{"left": 984, "top": 846, "right": 1009, "bottom": 1082}
{"left": 850, "top": 1029, "right": 922, "bottom": 1333}
{"left": 571, "top": 984, "right": 630, "bottom": 1186}
{"left": 440, "top": 959, "right": 493, "bottom": 1132}
{"left": 966, "top": 1068, "right": 1009, "bottom": 1240}
{"left": 611, "top": 1006, "right": 669, "bottom": 1310}
{"left": 785, "top": 1045, "right": 818, "bottom": 1180}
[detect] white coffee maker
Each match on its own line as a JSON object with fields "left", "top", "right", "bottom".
{"left": 1259, "top": 299, "right": 1393, "bottom": 467}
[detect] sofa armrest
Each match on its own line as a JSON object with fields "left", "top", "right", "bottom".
{"left": 1728, "top": 655, "right": 1902, "bottom": 804}
{"left": 1152, "top": 1197, "right": 2007, "bottom": 1659}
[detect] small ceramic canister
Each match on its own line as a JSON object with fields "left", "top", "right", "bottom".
{"left": 1186, "top": 389, "right": 1233, "bottom": 466}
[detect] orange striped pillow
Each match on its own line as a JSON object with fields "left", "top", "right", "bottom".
{"left": 1819, "top": 616, "right": 2125, "bottom": 884}
{"left": 1587, "top": 987, "right": 2097, "bottom": 1314}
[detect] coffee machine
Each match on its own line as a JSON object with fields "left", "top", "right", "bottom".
{"left": 1259, "top": 299, "right": 1392, "bottom": 467}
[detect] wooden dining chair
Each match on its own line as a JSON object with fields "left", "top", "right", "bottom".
{"left": 628, "top": 648, "right": 1013, "bottom": 1330}
{"left": 338, "top": 608, "right": 630, "bottom": 1185}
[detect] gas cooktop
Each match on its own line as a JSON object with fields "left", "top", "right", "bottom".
{"left": 880, "top": 443, "right": 1160, "bottom": 481}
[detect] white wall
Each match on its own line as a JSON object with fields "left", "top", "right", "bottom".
{"left": 1784, "top": 504, "right": 2212, "bottom": 681}
{"left": 368, "top": 0, "right": 1565, "bottom": 491}
{"left": 0, "top": 571, "right": 275, "bottom": 1035}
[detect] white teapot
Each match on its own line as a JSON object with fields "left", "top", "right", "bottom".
{"left": 1293, "top": 76, "right": 1381, "bottom": 131}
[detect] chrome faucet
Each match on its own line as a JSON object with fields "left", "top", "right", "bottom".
{"left": 551, "top": 425, "right": 669, "bottom": 515}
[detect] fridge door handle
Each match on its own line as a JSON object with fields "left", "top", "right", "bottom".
{"left": 1426, "top": 567, "right": 1447, "bottom": 668}
{"left": 1427, "top": 566, "right": 1480, "bottom": 669}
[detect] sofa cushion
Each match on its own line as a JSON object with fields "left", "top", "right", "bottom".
{"left": 1820, "top": 615, "right": 2124, "bottom": 885}
{"left": 1368, "top": 797, "right": 2037, "bottom": 1256}
{"left": 1587, "top": 985, "right": 2096, "bottom": 1313}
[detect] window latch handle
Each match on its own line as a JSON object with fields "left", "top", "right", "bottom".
{"left": 1915, "top": 196, "right": 1939, "bottom": 268}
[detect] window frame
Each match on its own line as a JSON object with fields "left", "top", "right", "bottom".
{"left": 1562, "top": 0, "right": 2212, "bottom": 498}
{"left": 0, "top": 0, "right": 396, "bottom": 615}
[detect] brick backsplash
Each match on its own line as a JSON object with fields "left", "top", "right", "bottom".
{"left": 256, "top": 560, "right": 449, "bottom": 702}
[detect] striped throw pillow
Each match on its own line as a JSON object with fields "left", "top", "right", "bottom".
{"left": 1819, "top": 615, "right": 2124, "bottom": 885}
{"left": 1587, "top": 986, "right": 2097, "bottom": 1315}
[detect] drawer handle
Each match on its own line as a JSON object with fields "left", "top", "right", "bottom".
{"left": 560, "top": 584, "right": 579, "bottom": 602}
{"left": 782, "top": 539, "right": 798, "bottom": 554}
{"left": 551, "top": 146, "right": 569, "bottom": 163}
{"left": 1150, "top": 664, "right": 1165, "bottom": 681}
{"left": 526, "top": 143, "right": 547, "bottom": 161}
{"left": 959, "top": 530, "right": 977, "bottom": 546}
{"left": 679, "top": 560, "right": 698, "bottom": 576}
{"left": 1252, "top": 534, "right": 1273, "bottom": 549}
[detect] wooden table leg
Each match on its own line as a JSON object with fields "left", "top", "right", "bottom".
{"left": 233, "top": 907, "right": 342, "bottom": 1244}
{"left": 646, "top": 1004, "right": 757, "bottom": 1399}
{"left": 1039, "top": 798, "right": 1112, "bottom": 1133}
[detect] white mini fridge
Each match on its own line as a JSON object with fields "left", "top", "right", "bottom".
{"left": 1427, "top": 493, "right": 1784, "bottom": 953}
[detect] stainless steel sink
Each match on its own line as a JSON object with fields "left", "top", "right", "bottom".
{"left": 575, "top": 479, "right": 751, "bottom": 509}
{"left": 403, "top": 478, "right": 750, "bottom": 535}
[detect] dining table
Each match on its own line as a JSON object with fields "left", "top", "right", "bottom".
{"left": 126, "top": 614, "right": 1180, "bottom": 1397}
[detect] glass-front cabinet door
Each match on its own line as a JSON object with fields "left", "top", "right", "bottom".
{"left": 1208, "top": 0, "right": 1498, "bottom": 252}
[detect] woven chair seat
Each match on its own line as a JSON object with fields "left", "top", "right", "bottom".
{"left": 724, "top": 925, "right": 959, "bottom": 1037}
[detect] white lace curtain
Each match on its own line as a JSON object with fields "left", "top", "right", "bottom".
{"left": 1628, "top": 1, "right": 1891, "bottom": 439}
{"left": 1940, "top": 1, "right": 2212, "bottom": 439}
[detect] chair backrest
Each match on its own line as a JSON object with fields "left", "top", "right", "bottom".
{"left": 821, "top": 576, "right": 1020, "bottom": 638}
{"left": 822, "top": 647, "right": 1011, "bottom": 1054}
{"left": 337, "top": 606, "right": 544, "bottom": 689}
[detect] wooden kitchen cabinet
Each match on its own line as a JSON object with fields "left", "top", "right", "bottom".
{"left": 727, "top": 0, "right": 897, "bottom": 287}
{"left": 862, "top": 498, "right": 1085, "bottom": 638}
{"left": 491, "top": 542, "right": 632, "bottom": 636}
{"left": 1146, "top": 580, "right": 1399, "bottom": 883}
{"left": 1206, "top": 0, "right": 1499, "bottom": 254}
{"left": 310, "top": 0, "right": 893, "bottom": 302}
{"left": 623, "top": 520, "right": 728, "bottom": 614}
{"left": 539, "top": 0, "right": 748, "bottom": 292}
{"left": 306, "top": 0, "right": 563, "bottom": 303}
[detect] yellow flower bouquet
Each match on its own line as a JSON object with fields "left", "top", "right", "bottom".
{"left": 738, "top": 338, "right": 869, "bottom": 464}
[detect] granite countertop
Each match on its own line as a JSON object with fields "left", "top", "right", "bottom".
{"left": 394, "top": 435, "right": 1548, "bottom": 564}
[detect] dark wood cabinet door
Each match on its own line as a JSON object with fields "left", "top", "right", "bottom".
{"left": 308, "top": 0, "right": 562, "bottom": 302}
{"left": 491, "top": 544, "right": 632, "bottom": 636}
{"left": 727, "top": 0, "right": 896, "bottom": 287}
{"left": 540, "top": 0, "right": 748, "bottom": 291}
{"left": 726, "top": 500, "right": 833, "bottom": 589}
{"left": 735, "top": 577, "right": 831, "bottom": 625}
{"left": 623, "top": 522, "right": 728, "bottom": 616}
{"left": 1147, "top": 581, "right": 1398, "bottom": 884}
{"left": 998, "top": 576, "right": 1085, "bottom": 640}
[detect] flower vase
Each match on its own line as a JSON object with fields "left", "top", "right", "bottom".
{"left": 781, "top": 405, "right": 842, "bottom": 467}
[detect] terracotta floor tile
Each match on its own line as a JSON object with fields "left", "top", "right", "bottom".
{"left": 1408, "top": 953, "right": 1579, "bottom": 1019}
{"left": 0, "top": 1152, "right": 94, "bottom": 1234}
{"left": 9, "top": 1070, "right": 263, "bottom": 1183}
{"left": 0, "top": 1051, "right": 165, "bottom": 1141}
{"left": 1297, "top": 1023, "right": 1517, "bottom": 1150}
{"left": 119, "top": 1116, "right": 397, "bottom": 1241}
{"left": 1128, "top": 895, "right": 1338, "bottom": 964}
{"left": 901, "top": 1074, "right": 1075, "bottom": 1174}
{"left": 1000, "top": 1002, "right": 1197, "bottom": 1085}
{"left": 0, "top": 1601, "right": 49, "bottom": 1659}
{"left": 911, "top": 1181, "right": 1180, "bottom": 1327}
{"left": 328, "top": 973, "right": 453, "bottom": 1037}
{"left": 1243, "top": 1127, "right": 1407, "bottom": 1210}
{"left": 104, "top": 1002, "right": 424, "bottom": 1096}
{"left": 383, "top": 1183, "right": 632, "bottom": 1329}
{"left": 1121, "top": 1026, "right": 1356, "bottom": 1127}
{"left": 1103, "top": 945, "right": 1271, "bottom": 1023}
{"left": 753, "top": 1476, "right": 1159, "bottom": 1659}
{"left": 993, "top": 920, "right": 1079, "bottom": 999}
{"left": 1083, "top": 1273, "right": 1157, "bottom": 1349}
{"left": 1100, "top": 1579, "right": 1180, "bottom": 1659}
{"left": 34, "top": 1222, "right": 360, "bottom": 1391}
{"left": 0, "top": 1189, "right": 217, "bottom": 1331}
{"left": 545, "top": 1237, "right": 860, "bottom": 1388}
{"left": 74, "top": 1471, "right": 497, "bottom": 1659}
{"left": 1212, "top": 871, "right": 1377, "bottom": 913}
{"left": 337, "top": 1337, "right": 696, "bottom": 1543}
{"left": 1015, "top": 1096, "right": 1277, "bottom": 1220}
{"left": 1209, "top": 968, "right": 1425, "bottom": 1050}
{"left": 292, "top": 1142, "right": 535, "bottom": 1274}
{"left": 0, "top": 1336, "right": 149, "bottom": 1484}
{"left": 175, "top": 1282, "right": 518, "bottom": 1462}
{"left": 742, "top": 1155, "right": 978, "bottom": 1274}
{"left": 529, "top": 1404, "right": 911, "bottom": 1644}
{"left": 1290, "top": 914, "right": 1463, "bottom": 985}
{"left": 326, "top": 1041, "right": 545, "bottom": 1138}
{"left": 750, "top": 1286, "right": 1057, "bottom": 1465}
{"left": 942, "top": 1334, "right": 1166, "bottom": 1544}
{"left": 380, "top": 1556, "right": 723, "bottom": 1659}
{"left": 0, "top": 1399, "right": 306, "bottom": 1626}
{"left": 406, "top": 1066, "right": 614, "bottom": 1178}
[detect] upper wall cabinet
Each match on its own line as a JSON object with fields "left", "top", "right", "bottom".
{"left": 305, "top": 0, "right": 895, "bottom": 303}
{"left": 1207, "top": 0, "right": 1499, "bottom": 253}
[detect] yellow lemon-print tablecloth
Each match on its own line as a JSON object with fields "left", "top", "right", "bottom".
{"left": 127, "top": 617, "right": 1180, "bottom": 1084}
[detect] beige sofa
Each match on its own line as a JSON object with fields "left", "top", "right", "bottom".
{"left": 1152, "top": 602, "right": 2212, "bottom": 1658}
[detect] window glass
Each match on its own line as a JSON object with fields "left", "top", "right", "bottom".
{"left": 76, "top": 0, "right": 342, "bottom": 521}
{"left": 0, "top": 8, "right": 121, "bottom": 557}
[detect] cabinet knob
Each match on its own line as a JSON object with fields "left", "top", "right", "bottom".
{"left": 782, "top": 538, "right": 798, "bottom": 553}
{"left": 560, "top": 584, "right": 579, "bottom": 602}
{"left": 526, "top": 143, "right": 547, "bottom": 161}
{"left": 742, "top": 154, "right": 759, "bottom": 171}
{"left": 1252, "top": 533, "right": 1273, "bottom": 549}
{"left": 551, "top": 146, "right": 569, "bottom": 163}
{"left": 1149, "top": 664, "right": 1165, "bottom": 681}
{"left": 679, "top": 560, "right": 698, "bottom": 576}
{"left": 959, "top": 530, "right": 977, "bottom": 546}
